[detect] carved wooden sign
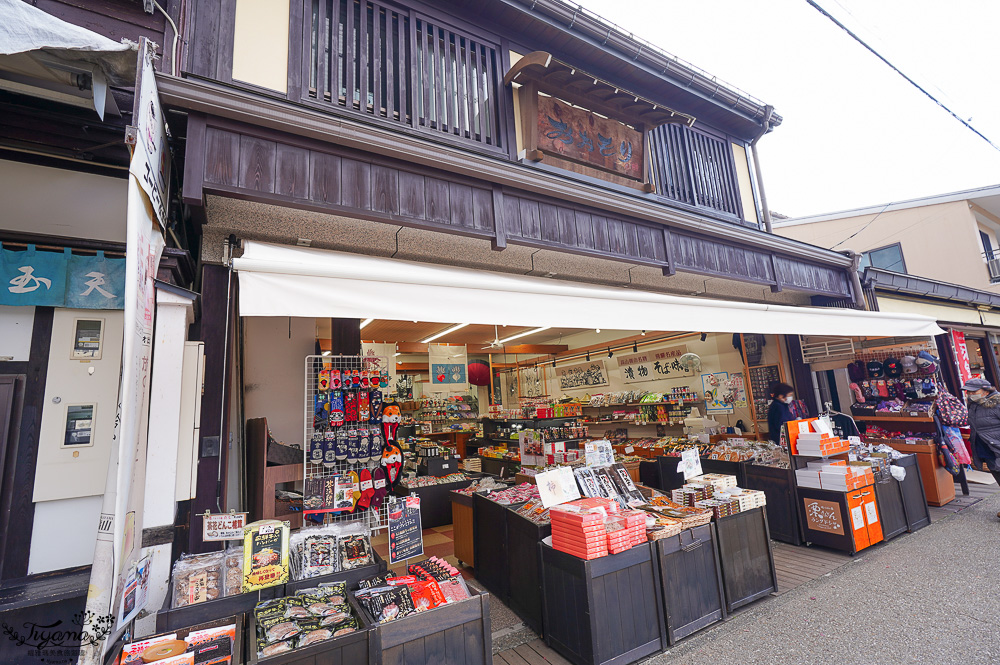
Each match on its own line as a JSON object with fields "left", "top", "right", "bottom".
{"left": 536, "top": 95, "right": 643, "bottom": 180}
{"left": 803, "top": 498, "right": 845, "bottom": 535}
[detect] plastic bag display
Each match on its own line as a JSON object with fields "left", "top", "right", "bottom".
{"left": 254, "top": 585, "right": 360, "bottom": 658}
{"left": 289, "top": 522, "right": 372, "bottom": 580}
{"left": 223, "top": 546, "right": 243, "bottom": 597}
{"left": 171, "top": 551, "right": 226, "bottom": 608}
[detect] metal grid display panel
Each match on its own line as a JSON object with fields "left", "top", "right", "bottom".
{"left": 304, "top": 354, "right": 391, "bottom": 533}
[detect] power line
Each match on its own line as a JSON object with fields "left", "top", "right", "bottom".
{"left": 830, "top": 201, "right": 892, "bottom": 249}
{"left": 806, "top": 0, "right": 1000, "bottom": 153}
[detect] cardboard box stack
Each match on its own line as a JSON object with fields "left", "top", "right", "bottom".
{"left": 796, "top": 460, "right": 873, "bottom": 490}
{"left": 689, "top": 473, "right": 738, "bottom": 491}
{"left": 794, "top": 432, "right": 850, "bottom": 456}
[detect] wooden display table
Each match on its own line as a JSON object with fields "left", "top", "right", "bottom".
{"left": 394, "top": 477, "right": 473, "bottom": 529}
{"left": 884, "top": 440, "right": 955, "bottom": 506}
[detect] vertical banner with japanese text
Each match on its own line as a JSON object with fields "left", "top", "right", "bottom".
{"left": 952, "top": 330, "right": 974, "bottom": 386}
{"left": 81, "top": 38, "right": 166, "bottom": 663}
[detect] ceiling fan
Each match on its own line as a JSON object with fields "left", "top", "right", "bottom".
{"left": 481, "top": 325, "right": 503, "bottom": 350}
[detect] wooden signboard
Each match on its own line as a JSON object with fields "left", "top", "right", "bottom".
{"left": 803, "top": 497, "right": 845, "bottom": 535}
{"left": 536, "top": 95, "right": 644, "bottom": 180}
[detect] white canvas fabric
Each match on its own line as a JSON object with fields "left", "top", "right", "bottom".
{"left": 233, "top": 241, "right": 944, "bottom": 338}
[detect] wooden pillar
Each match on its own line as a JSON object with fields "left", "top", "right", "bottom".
{"left": 189, "top": 265, "right": 234, "bottom": 553}
{"left": 936, "top": 333, "right": 961, "bottom": 395}
{"left": 784, "top": 335, "right": 818, "bottom": 418}
{"left": 330, "top": 318, "right": 361, "bottom": 355}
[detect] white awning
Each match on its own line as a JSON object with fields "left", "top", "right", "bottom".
{"left": 233, "top": 241, "right": 945, "bottom": 338}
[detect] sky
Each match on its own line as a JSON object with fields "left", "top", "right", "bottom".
{"left": 576, "top": 0, "right": 1000, "bottom": 218}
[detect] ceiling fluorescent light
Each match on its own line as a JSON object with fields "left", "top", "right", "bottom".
{"left": 498, "top": 326, "right": 551, "bottom": 344}
{"left": 422, "top": 323, "right": 469, "bottom": 343}
{"left": 359, "top": 318, "right": 374, "bottom": 329}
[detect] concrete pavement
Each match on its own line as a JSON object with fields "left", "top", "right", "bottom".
{"left": 645, "top": 491, "right": 1000, "bottom": 665}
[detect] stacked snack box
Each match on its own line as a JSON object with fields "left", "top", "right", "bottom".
{"left": 549, "top": 497, "right": 619, "bottom": 560}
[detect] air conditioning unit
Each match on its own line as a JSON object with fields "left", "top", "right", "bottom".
{"left": 799, "top": 336, "right": 856, "bottom": 363}
{"left": 987, "top": 258, "right": 1000, "bottom": 283}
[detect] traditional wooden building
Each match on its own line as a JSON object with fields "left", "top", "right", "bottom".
{"left": 146, "top": 0, "right": 879, "bottom": 545}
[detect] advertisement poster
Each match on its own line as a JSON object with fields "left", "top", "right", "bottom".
{"left": 616, "top": 345, "right": 691, "bottom": 383}
{"left": 117, "top": 555, "right": 150, "bottom": 626}
{"left": 388, "top": 496, "right": 424, "bottom": 563}
{"left": 556, "top": 359, "right": 609, "bottom": 391}
{"left": 242, "top": 520, "right": 291, "bottom": 592}
{"left": 584, "top": 440, "right": 614, "bottom": 467}
{"left": 519, "top": 430, "right": 544, "bottom": 467}
{"left": 702, "top": 372, "right": 735, "bottom": 414}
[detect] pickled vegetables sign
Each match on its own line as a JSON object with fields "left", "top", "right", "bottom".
{"left": 242, "top": 520, "right": 290, "bottom": 592}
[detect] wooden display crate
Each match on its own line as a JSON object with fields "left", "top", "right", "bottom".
{"left": 473, "top": 493, "right": 522, "bottom": 603}
{"left": 652, "top": 525, "right": 726, "bottom": 644}
{"left": 744, "top": 463, "right": 803, "bottom": 546}
{"left": 713, "top": 508, "right": 777, "bottom": 613}
{"left": 873, "top": 477, "right": 908, "bottom": 542}
{"left": 505, "top": 508, "right": 551, "bottom": 634}
{"left": 249, "top": 596, "right": 375, "bottom": 664}
{"left": 358, "top": 588, "right": 493, "bottom": 665}
{"left": 156, "top": 582, "right": 284, "bottom": 633}
{"left": 284, "top": 551, "right": 387, "bottom": 595}
{"left": 540, "top": 542, "right": 665, "bottom": 665}
{"left": 895, "top": 454, "right": 931, "bottom": 531}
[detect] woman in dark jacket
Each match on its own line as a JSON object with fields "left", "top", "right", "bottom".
{"left": 767, "top": 382, "right": 796, "bottom": 445}
{"left": 964, "top": 377, "right": 1000, "bottom": 487}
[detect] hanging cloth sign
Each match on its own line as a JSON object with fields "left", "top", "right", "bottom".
{"left": 0, "top": 244, "right": 125, "bottom": 309}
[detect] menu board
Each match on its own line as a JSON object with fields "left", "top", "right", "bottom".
{"left": 747, "top": 364, "right": 781, "bottom": 421}
{"left": 388, "top": 496, "right": 424, "bottom": 563}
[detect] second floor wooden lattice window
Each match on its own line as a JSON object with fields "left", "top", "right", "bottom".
{"left": 650, "top": 124, "right": 743, "bottom": 221}
{"left": 307, "top": 0, "right": 505, "bottom": 153}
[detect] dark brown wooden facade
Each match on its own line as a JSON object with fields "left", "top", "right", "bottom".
{"left": 166, "top": 0, "right": 857, "bottom": 300}
{"left": 181, "top": 113, "right": 853, "bottom": 298}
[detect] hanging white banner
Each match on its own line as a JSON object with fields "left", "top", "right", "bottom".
{"left": 81, "top": 38, "right": 165, "bottom": 663}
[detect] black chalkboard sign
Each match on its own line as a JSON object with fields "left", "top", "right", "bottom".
{"left": 388, "top": 496, "right": 424, "bottom": 564}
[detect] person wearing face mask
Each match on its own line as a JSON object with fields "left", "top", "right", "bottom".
{"left": 767, "top": 382, "right": 797, "bottom": 445}
{"left": 964, "top": 378, "right": 1000, "bottom": 498}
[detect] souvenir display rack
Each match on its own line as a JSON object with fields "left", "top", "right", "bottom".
{"left": 303, "top": 355, "right": 390, "bottom": 533}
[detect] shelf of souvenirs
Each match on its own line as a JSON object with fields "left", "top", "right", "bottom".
{"left": 853, "top": 415, "right": 934, "bottom": 423}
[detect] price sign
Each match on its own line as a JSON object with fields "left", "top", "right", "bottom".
{"left": 388, "top": 496, "right": 424, "bottom": 564}
{"left": 202, "top": 512, "right": 247, "bottom": 541}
